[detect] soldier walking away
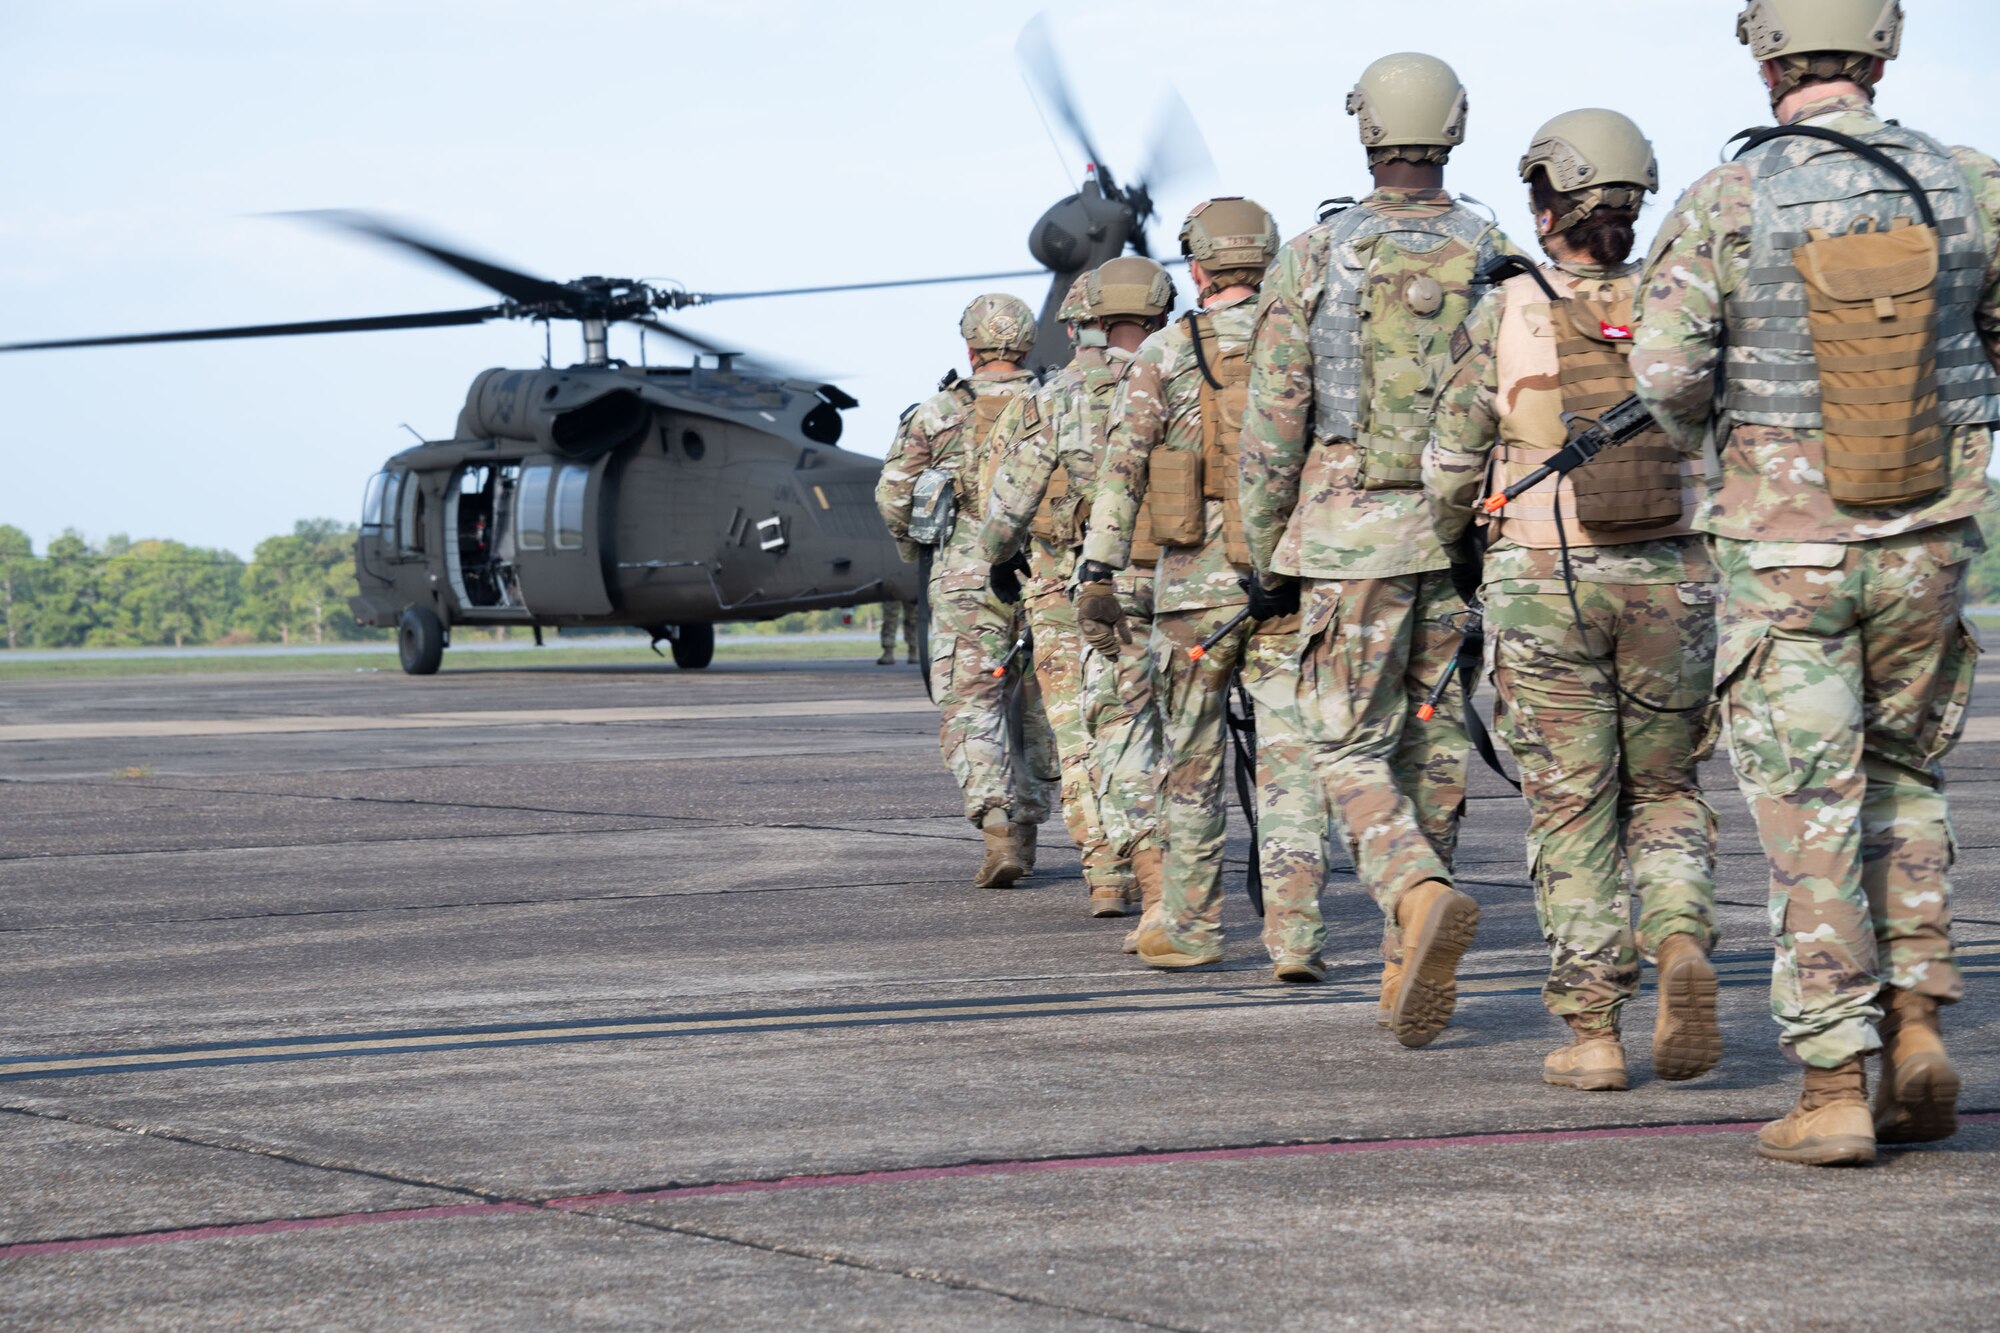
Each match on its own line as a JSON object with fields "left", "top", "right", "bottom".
{"left": 876, "top": 295, "right": 1059, "bottom": 888}
{"left": 1241, "top": 54, "right": 1521, "bottom": 1044}
{"left": 1079, "top": 199, "right": 1281, "bottom": 971}
{"left": 977, "top": 277, "right": 1137, "bottom": 917}
{"left": 877, "top": 598, "right": 920, "bottom": 665}
{"left": 1634, "top": 0, "right": 1997, "bottom": 1165}
{"left": 1430, "top": 110, "right": 1722, "bottom": 1093}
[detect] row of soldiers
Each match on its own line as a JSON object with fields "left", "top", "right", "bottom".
{"left": 878, "top": 1, "right": 1995, "bottom": 1169}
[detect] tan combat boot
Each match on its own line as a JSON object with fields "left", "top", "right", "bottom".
{"left": 1756, "top": 1059, "right": 1875, "bottom": 1166}
{"left": 1122, "top": 842, "right": 1163, "bottom": 953}
{"left": 1089, "top": 872, "right": 1132, "bottom": 919}
{"left": 1376, "top": 955, "right": 1403, "bottom": 1029}
{"left": 1273, "top": 956, "right": 1326, "bottom": 984}
{"left": 1136, "top": 921, "right": 1222, "bottom": 970}
{"left": 1543, "top": 1017, "right": 1629, "bottom": 1092}
{"left": 1874, "top": 987, "right": 1960, "bottom": 1144}
{"left": 973, "top": 809, "right": 1027, "bottom": 889}
{"left": 1386, "top": 880, "right": 1480, "bottom": 1049}
{"left": 1652, "top": 932, "right": 1722, "bottom": 1081}
{"left": 876, "top": 649, "right": 896, "bottom": 666}
{"left": 1015, "top": 822, "right": 1039, "bottom": 876}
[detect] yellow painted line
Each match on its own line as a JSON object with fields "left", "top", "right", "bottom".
{"left": 0, "top": 697, "right": 937, "bottom": 744}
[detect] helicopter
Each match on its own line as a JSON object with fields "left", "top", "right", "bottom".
{"left": 0, "top": 20, "right": 1206, "bottom": 676}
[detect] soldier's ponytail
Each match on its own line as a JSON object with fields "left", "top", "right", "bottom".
{"left": 1529, "top": 169, "right": 1640, "bottom": 269}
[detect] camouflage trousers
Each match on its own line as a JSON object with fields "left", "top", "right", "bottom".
{"left": 880, "top": 599, "right": 920, "bottom": 655}
{"left": 930, "top": 582, "right": 1057, "bottom": 827}
{"left": 1487, "top": 579, "right": 1720, "bottom": 1026}
{"left": 1297, "top": 572, "right": 1468, "bottom": 956}
{"left": 1715, "top": 526, "right": 1979, "bottom": 1068}
{"left": 1151, "top": 604, "right": 1255, "bottom": 953}
{"left": 1083, "top": 568, "right": 1162, "bottom": 858}
{"left": 1240, "top": 614, "right": 1333, "bottom": 967}
{"left": 1028, "top": 590, "right": 1128, "bottom": 893}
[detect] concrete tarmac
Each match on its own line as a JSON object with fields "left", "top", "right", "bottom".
{"left": 2, "top": 658, "right": 1995, "bottom": 1329}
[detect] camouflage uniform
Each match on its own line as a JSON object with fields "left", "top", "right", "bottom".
{"left": 1240, "top": 611, "right": 1333, "bottom": 967}
{"left": 979, "top": 347, "right": 1134, "bottom": 899}
{"left": 1241, "top": 188, "right": 1518, "bottom": 953}
{"left": 877, "top": 368, "right": 1057, "bottom": 829}
{"left": 1084, "top": 298, "right": 1258, "bottom": 954}
{"left": 879, "top": 599, "right": 920, "bottom": 661}
{"left": 1632, "top": 91, "right": 2000, "bottom": 1067}
{"left": 1431, "top": 259, "right": 1720, "bottom": 1029}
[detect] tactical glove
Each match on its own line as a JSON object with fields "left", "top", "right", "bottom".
{"left": 989, "top": 551, "right": 1031, "bottom": 605}
{"left": 1243, "top": 574, "right": 1300, "bottom": 622}
{"left": 1073, "top": 577, "right": 1130, "bottom": 655}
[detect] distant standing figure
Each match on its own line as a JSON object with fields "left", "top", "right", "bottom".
{"left": 877, "top": 599, "right": 920, "bottom": 665}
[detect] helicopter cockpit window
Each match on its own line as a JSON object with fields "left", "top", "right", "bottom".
{"left": 681, "top": 430, "right": 705, "bottom": 461}
{"left": 517, "top": 466, "right": 551, "bottom": 552}
{"left": 397, "top": 474, "right": 425, "bottom": 555}
{"left": 554, "top": 465, "right": 589, "bottom": 551}
{"left": 361, "top": 471, "right": 390, "bottom": 533}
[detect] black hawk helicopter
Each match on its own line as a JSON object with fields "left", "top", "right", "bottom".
{"left": 0, "top": 21, "right": 1205, "bottom": 676}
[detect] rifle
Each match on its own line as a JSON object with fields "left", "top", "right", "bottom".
{"left": 991, "top": 629, "right": 1031, "bottom": 678}
{"left": 1188, "top": 606, "right": 1254, "bottom": 662}
{"left": 1481, "top": 393, "right": 1656, "bottom": 516}
{"left": 1224, "top": 674, "right": 1264, "bottom": 916}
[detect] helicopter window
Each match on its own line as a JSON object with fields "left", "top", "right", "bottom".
{"left": 518, "top": 466, "right": 551, "bottom": 552}
{"left": 681, "top": 430, "right": 706, "bottom": 461}
{"left": 361, "top": 471, "right": 390, "bottom": 532}
{"left": 397, "top": 475, "right": 425, "bottom": 555}
{"left": 554, "top": 465, "right": 590, "bottom": 550}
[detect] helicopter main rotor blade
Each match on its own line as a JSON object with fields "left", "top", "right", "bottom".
{"left": 0, "top": 305, "right": 512, "bottom": 353}
{"left": 689, "top": 268, "right": 1047, "bottom": 304}
{"left": 284, "top": 210, "right": 575, "bottom": 307}
{"left": 628, "top": 317, "right": 814, "bottom": 381}
{"left": 1136, "top": 87, "right": 1218, "bottom": 199}
{"left": 1017, "top": 13, "right": 1110, "bottom": 184}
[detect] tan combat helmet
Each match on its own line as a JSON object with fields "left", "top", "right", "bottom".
{"left": 959, "top": 293, "right": 1037, "bottom": 366}
{"left": 1056, "top": 276, "right": 1094, "bottom": 325}
{"left": 1738, "top": 0, "right": 1902, "bottom": 104}
{"left": 1178, "top": 198, "right": 1279, "bottom": 296}
{"left": 1346, "top": 53, "right": 1469, "bottom": 166}
{"left": 1087, "top": 256, "right": 1177, "bottom": 325}
{"left": 1519, "top": 109, "right": 1659, "bottom": 235}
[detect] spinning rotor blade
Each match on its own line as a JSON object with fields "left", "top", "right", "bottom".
{"left": 0, "top": 305, "right": 511, "bottom": 353}
{"left": 627, "top": 316, "right": 806, "bottom": 379}
{"left": 284, "top": 210, "right": 575, "bottom": 307}
{"left": 1137, "top": 87, "right": 1217, "bottom": 199}
{"left": 691, "top": 268, "right": 1046, "bottom": 304}
{"left": 1017, "top": 13, "right": 1109, "bottom": 184}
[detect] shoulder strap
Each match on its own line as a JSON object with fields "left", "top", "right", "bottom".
{"left": 1478, "top": 254, "right": 1562, "bottom": 302}
{"left": 1183, "top": 311, "right": 1223, "bottom": 391}
{"left": 1731, "top": 124, "right": 1939, "bottom": 230}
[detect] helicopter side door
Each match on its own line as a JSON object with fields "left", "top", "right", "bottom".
{"left": 511, "top": 455, "right": 614, "bottom": 617}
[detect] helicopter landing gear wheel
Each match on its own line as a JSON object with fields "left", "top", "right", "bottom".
{"left": 398, "top": 606, "right": 445, "bottom": 676}
{"left": 670, "top": 622, "right": 714, "bottom": 670}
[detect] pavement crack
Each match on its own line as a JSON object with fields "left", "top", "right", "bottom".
{"left": 568, "top": 1208, "right": 1207, "bottom": 1332}
{"left": 0, "top": 1101, "right": 501, "bottom": 1204}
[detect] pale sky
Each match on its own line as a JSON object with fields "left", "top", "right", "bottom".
{"left": 4, "top": 0, "right": 1996, "bottom": 557}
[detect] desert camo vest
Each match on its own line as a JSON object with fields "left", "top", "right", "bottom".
{"left": 1491, "top": 268, "right": 1696, "bottom": 547}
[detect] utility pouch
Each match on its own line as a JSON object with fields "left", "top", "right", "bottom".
{"left": 908, "top": 467, "right": 958, "bottom": 547}
{"left": 1131, "top": 493, "right": 1164, "bottom": 564}
{"left": 1555, "top": 293, "right": 1685, "bottom": 533}
{"left": 1189, "top": 311, "right": 1253, "bottom": 565}
{"left": 1794, "top": 218, "right": 1945, "bottom": 506}
{"left": 1356, "top": 423, "right": 1428, "bottom": 491}
{"left": 1147, "top": 447, "right": 1206, "bottom": 546}
{"left": 1029, "top": 463, "right": 1073, "bottom": 544}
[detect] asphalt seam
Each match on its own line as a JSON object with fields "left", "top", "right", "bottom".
{"left": 579, "top": 1209, "right": 1204, "bottom": 1333}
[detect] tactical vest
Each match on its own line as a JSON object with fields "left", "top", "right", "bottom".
{"left": 1307, "top": 202, "right": 1507, "bottom": 489}
{"left": 1490, "top": 269, "right": 1696, "bottom": 547}
{"left": 957, "top": 382, "right": 1020, "bottom": 516}
{"left": 1725, "top": 122, "right": 2000, "bottom": 503}
{"left": 1147, "top": 312, "right": 1251, "bottom": 565}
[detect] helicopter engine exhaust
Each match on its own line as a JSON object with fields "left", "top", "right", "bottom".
{"left": 457, "top": 368, "right": 651, "bottom": 460}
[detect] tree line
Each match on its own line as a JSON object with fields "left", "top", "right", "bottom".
{"left": 0, "top": 520, "right": 378, "bottom": 650}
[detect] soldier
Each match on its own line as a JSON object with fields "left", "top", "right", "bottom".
{"left": 877, "top": 598, "right": 920, "bottom": 666}
{"left": 1633, "top": 0, "right": 1997, "bottom": 1165}
{"left": 1078, "top": 199, "right": 1281, "bottom": 971}
{"left": 1429, "top": 110, "right": 1722, "bottom": 1092}
{"left": 876, "top": 295, "right": 1058, "bottom": 888}
{"left": 1241, "top": 54, "right": 1520, "bottom": 1045}
{"left": 978, "top": 272, "right": 1168, "bottom": 917}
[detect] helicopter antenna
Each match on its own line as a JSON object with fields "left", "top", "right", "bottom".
{"left": 398, "top": 423, "right": 424, "bottom": 444}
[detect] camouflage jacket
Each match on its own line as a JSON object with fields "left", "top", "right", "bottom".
{"left": 1432, "top": 258, "right": 1713, "bottom": 588}
{"left": 1241, "top": 188, "right": 1521, "bottom": 582}
{"left": 875, "top": 367, "right": 1039, "bottom": 593}
{"left": 978, "top": 345, "right": 1134, "bottom": 601}
{"left": 1632, "top": 91, "right": 2000, "bottom": 543}
{"left": 1083, "top": 295, "right": 1256, "bottom": 614}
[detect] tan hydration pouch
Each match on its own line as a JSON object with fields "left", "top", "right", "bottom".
{"left": 1191, "top": 313, "right": 1253, "bottom": 566}
{"left": 1556, "top": 293, "right": 1684, "bottom": 533}
{"left": 1147, "top": 447, "right": 1206, "bottom": 546}
{"left": 1794, "top": 217, "right": 1944, "bottom": 506}
{"left": 1029, "top": 462, "right": 1071, "bottom": 543}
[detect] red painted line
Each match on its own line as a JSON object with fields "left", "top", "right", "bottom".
{"left": 5, "top": 1112, "right": 1993, "bottom": 1261}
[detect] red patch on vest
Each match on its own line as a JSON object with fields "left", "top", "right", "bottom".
{"left": 1600, "top": 322, "right": 1633, "bottom": 341}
